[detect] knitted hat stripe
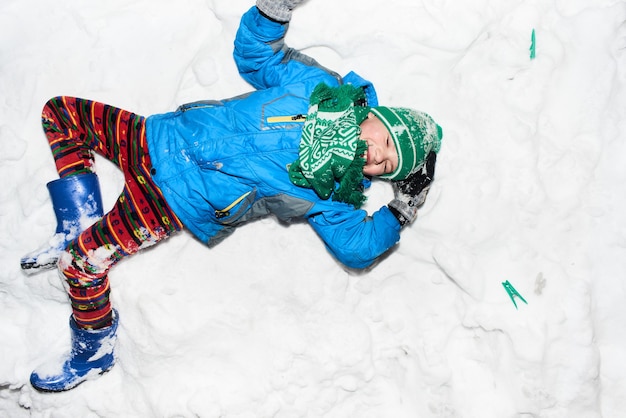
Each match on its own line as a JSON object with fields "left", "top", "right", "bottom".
{"left": 388, "top": 107, "right": 418, "bottom": 179}
{"left": 370, "top": 107, "right": 415, "bottom": 180}
{"left": 372, "top": 108, "right": 400, "bottom": 179}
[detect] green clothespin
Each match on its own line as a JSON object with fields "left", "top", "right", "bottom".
{"left": 502, "top": 280, "right": 528, "bottom": 309}
{"left": 530, "top": 29, "right": 536, "bottom": 60}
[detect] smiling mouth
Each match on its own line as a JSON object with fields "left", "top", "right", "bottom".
{"left": 363, "top": 148, "right": 372, "bottom": 165}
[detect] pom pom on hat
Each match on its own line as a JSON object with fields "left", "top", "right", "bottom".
{"left": 369, "top": 107, "right": 443, "bottom": 181}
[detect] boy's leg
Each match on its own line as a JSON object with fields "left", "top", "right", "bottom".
{"left": 31, "top": 96, "right": 184, "bottom": 391}
{"left": 23, "top": 96, "right": 151, "bottom": 271}
{"left": 60, "top": 182, "right": 181, "bottom": 328}
{"left": 44, "top": 95, "right": 143, "bottom": 177}
{"left": 42, "top": 96, "right": 183, "bottom": 328}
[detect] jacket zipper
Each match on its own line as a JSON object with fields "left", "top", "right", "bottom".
{"left": 266, "top": 114, "right": 306, "bottom": 123}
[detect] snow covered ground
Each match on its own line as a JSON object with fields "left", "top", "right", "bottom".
{"left": 1, "top": 0, "right": 625, "bottom": 416}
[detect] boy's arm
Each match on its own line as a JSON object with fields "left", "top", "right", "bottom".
{"left": 307, "top": 205, "right": 402, "bottom": 270}
{"left": 306, "top": 151, "right": 437, "bottom": 269}
{"left": 233, "top": 4, "right": 341, "bottom": 90}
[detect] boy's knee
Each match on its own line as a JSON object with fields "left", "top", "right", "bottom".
{"left": 43, "top": 96, "right": 64, "bottom": 112}
{"left": 42, "top": 96, "right": 70, "bottom": 127}
{"left": 57, "top": 248, "right": 110, "bottom": 287}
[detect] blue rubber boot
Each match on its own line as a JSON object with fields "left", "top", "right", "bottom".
{"left": 21, "top": 173, "right": 104, "bottom": 272}
{"left": 30, "top": 309, "right": 119, "bottom": 392}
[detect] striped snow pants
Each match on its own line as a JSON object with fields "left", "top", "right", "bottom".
{"left": 43, "top": 96, "right": 183, "bottom": 329}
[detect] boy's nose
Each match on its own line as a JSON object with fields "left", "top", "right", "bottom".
{"left": 371, "top": 148, "right": 381, "bottom": 164}
{"left": 366, "top": 146, "right": 377, "bottom": 164}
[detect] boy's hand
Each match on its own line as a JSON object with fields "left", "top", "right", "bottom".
{"left": 256, "top": 0, "right": 306, "bottom": 22}
{"left": 388, "top": 151, "right": 437, "bottom": 226}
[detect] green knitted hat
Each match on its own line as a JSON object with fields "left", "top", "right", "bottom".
{"left": 369, "top": 107, "right": 443, "bottom": 181}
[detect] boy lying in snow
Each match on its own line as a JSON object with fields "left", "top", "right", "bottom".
{"left": 22, "top": 0, "right": 442, "bottom": 392}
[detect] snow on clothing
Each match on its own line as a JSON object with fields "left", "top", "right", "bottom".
{"left": 146, "top": 6, "right": 401, "bottom": 269}
{"left": 42, "top": 96, "right": 182, "bottom": 329}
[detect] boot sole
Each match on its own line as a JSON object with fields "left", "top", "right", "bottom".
{"left": 31, "top": 364, "right": 115, "bottom": 393}
{"left": 20, "top": 259, "right": 57, "bottom": 271}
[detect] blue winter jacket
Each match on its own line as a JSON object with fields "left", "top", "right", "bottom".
{"left": 145, "top": 6, "right": 401, "bottom": 269}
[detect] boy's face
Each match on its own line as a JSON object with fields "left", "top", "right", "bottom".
{"left": 360, "top": 113, "right": 398, "bottom": 177}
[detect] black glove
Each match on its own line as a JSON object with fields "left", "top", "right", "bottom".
{"left": 388, "top": 151, "right": 437, "bottom": 226}
{"left": 257, "top": 0, "right": 306, "bottom": 22}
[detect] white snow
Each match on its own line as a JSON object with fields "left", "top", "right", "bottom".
{"left": 2, "top": 0, "right": 626, "bottom": 416}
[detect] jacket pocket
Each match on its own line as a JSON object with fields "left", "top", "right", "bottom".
{"left": 261, "top": 93, "right": 308, "bottom": 130}
{"left": 213, "top": 189, "right": 257, "bottom": 225}
{"left": 177, "top": 99, "right": 224, "bottom": 112}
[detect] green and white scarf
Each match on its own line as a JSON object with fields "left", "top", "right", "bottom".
{"left": 288, "top": 83, "right": 369, "bottom": 208}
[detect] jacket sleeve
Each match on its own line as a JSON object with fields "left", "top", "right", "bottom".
{"left": 233, "top": 6, "right": 341, "bottom": 90}
{"left": 307, "top": 205, "right": 402, "bottom": 270}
